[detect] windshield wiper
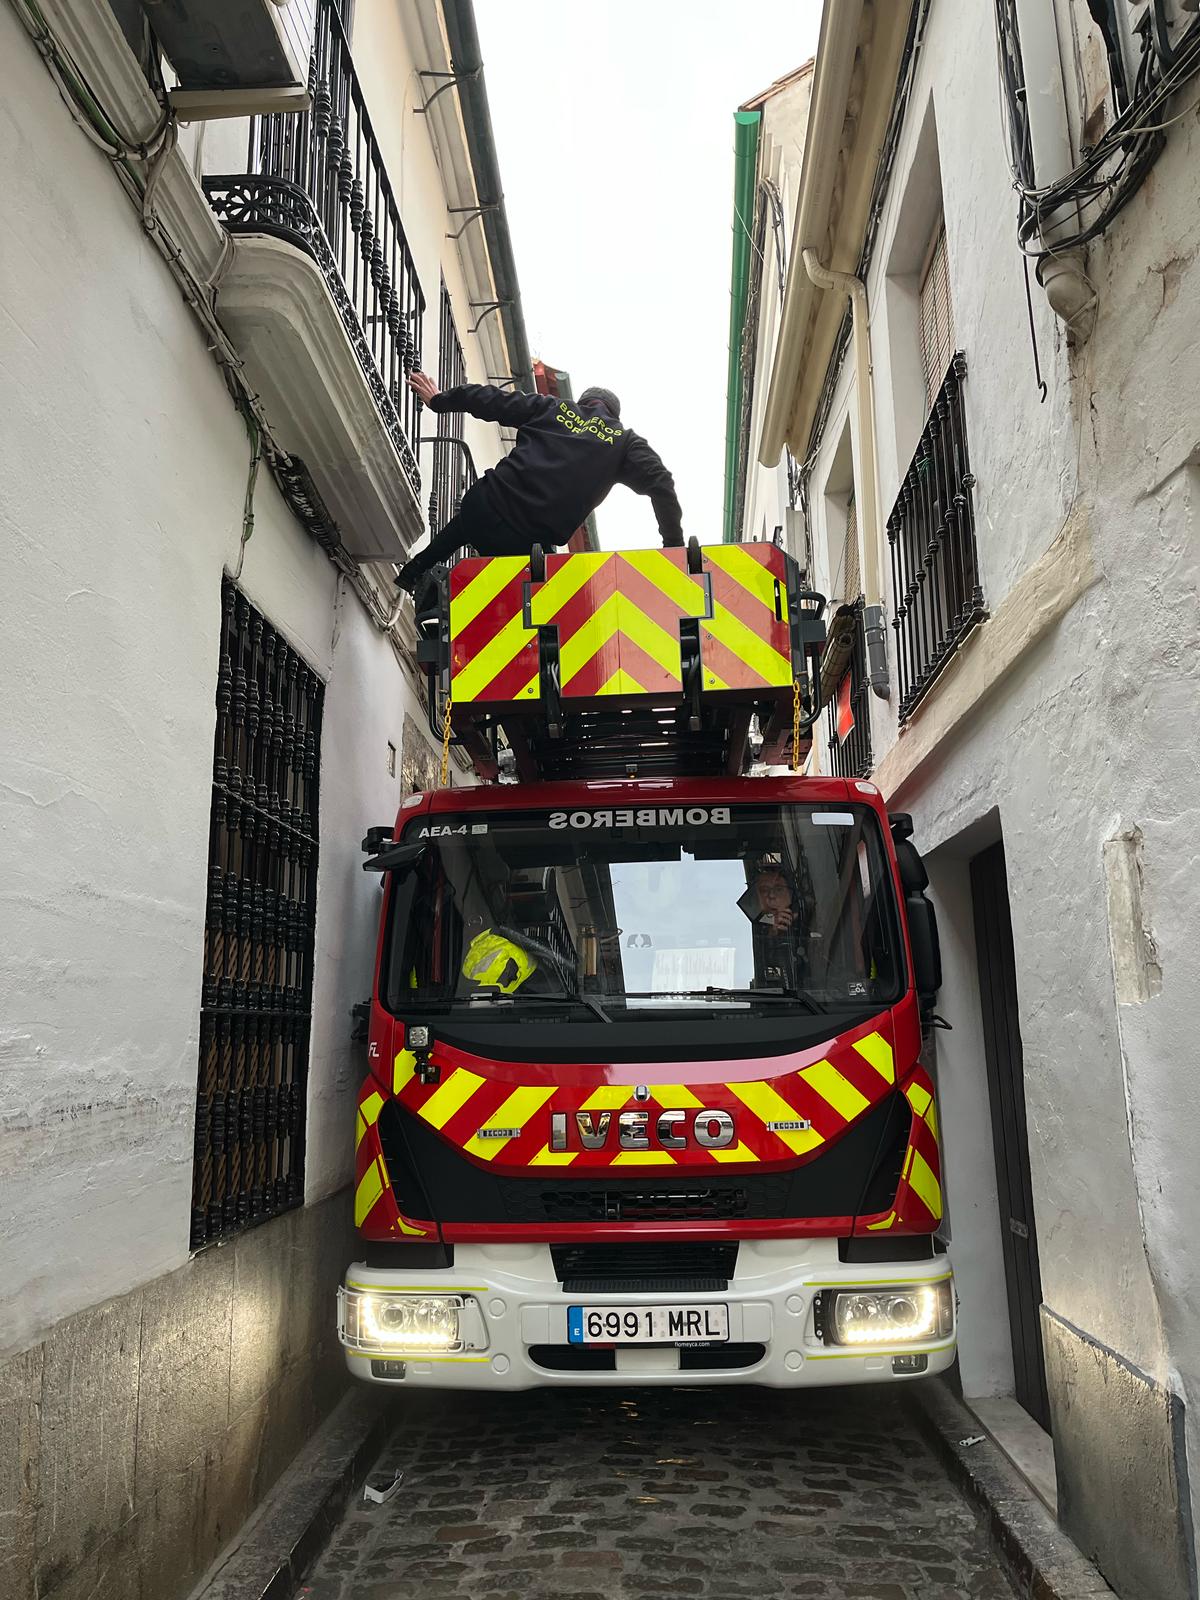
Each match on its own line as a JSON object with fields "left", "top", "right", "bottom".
{"left": 454, "top": 991, "right": 612, "bottom": 1023}
{"left": 491, "top": 925, "right": 611, "bottom": 1023}
{"left": 619, "top": 987, "right": 826, "bottom": 1014}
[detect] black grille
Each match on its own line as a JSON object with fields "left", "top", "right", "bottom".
{"left": 528, "top": 1343, "right": 766, "bottom": 1373}
{"left": 190, "top": 578, "right": 323, "bottom": 1250}
{"left": 541, "top": 1187, "right": 750, "bottom": 1223}
{"left": 552, "top": 1244, "right": 738, "bottom": 1285}
{"left": 559, "top": 1278, "right": 729, "bottom": 1294}
{"left": 377, "top": 1099, "right": 436, "bottom": 1220}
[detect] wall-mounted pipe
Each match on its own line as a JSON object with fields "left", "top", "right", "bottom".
{"left": 801, "top": 249, "right": 889, "bottom": 699}
{"left": 759, "top": 0, "right": 864, "bottom": 467}
{"left": 723, "top": 109, "right": 762, "bottom": 544}
{"left": 1010, "top": 0, "right": 1096, "bottom": 333}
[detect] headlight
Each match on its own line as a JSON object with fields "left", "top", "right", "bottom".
{"left": 824, "top": 1281, "right": 953, "bottom": 1346}
{"left": 340, "top": 1290, "right": 463, "bottom": 1352}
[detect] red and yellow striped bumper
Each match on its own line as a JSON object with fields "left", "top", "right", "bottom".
{"left": 353, "top": 1014, "right": 943, "bottom": 1241}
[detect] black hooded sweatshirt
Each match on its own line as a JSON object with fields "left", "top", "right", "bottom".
{"left": 426, "top": 384, "right": 684, "bottom": 547}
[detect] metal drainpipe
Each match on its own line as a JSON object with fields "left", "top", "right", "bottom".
{"left": 801, "top": 249, "right": 889, "bottom": 699}
{"left": 723, "top": 109, "right": 762, "bottom": 544}
{"left": 441, "top": 0, "right": 535, "bottom": 390}
{"left": 1011, "top": 0, "right": 1095, "bottom": 334}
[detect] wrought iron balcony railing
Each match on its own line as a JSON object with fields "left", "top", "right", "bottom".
{"left": 426, "top": 435, "right": 479, "bottom": 538}
{"left": 887, "top": 352, "right": 984, "bottom": 721}
{"left": 204, "top": 0, "right": 425, "bottom": 495}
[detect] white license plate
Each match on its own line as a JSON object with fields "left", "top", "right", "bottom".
{"left": 567, "top": 1303, "right": 729, "bottom": 1345}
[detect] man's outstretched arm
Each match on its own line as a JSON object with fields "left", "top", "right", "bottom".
{"left": 617, "top": 434, "right": 685, "bottom": 547}
{"left": 408, "top": 370, "right": 544, "bottom": 427}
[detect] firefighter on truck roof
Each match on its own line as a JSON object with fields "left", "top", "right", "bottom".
{"left": 395, "top": 372, "right": 685, "bottom": 593}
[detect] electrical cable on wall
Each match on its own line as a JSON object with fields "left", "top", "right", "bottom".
{"left": 232, "top": 412, "right": 262, "bottom": 583}
{"left": 994, "top": 0, "right": 1200, "bottom": 260}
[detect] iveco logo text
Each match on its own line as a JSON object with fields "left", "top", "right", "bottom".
{"left": 549, "top": 1109, "right": 736, "bottom": 1151}
{"left": 549, "top": 807, "right": 731, "bottom": 830}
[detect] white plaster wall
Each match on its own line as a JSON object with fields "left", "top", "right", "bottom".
{"left": 797, "top": 0, "right": 1200, "bottom": 1419}
{"left": 880, "top": 0, "right": 1200, "bottom": 1434}
{"left": 0, "top": 10, "right": 439, "bottom": 1353}
{"left": 1061, "top": 100, "right": 1200, "bottom": 1526}
{"left": 861, "top": 0, "right": 1077, "bottom": 783}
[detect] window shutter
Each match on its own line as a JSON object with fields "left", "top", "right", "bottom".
{"left": 844, "top": 494, "right": 861, "bottom": 602}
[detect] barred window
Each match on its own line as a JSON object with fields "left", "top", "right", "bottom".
{"left": 824, "top": 602, "right": 873, "bottom": 780}
{"left": 919, "top": 224, "right": 954, "bottom": 408}
{"left": 430, "top": 278, "right": 469, "bottom": 535}
{"left": 191, "top": 578, "right": 323, "bottom": 1249}
{"left": 438, "top": 276, "right": 466, "bottom": 394}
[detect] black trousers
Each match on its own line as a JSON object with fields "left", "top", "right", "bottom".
{"left": 404, "top": 482, "right": 552, "bottom": 579}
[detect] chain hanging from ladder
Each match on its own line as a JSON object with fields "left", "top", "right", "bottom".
{"left": 792, "top": 679, "right": 802, "bottom": 772}
{"left": 440, "top": 696, "right": 453, "bottom": 787}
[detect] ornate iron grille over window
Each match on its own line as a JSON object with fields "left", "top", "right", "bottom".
{"left": 428, "top": 279, "right": 477, "bottom": 535}
{"left": 888, "top": 351, "right": 983, "bottom": 722}
{"left": 191, "top": 578, "right": 324, "bottom": 1250}
{"left": 203, "top": 0, "right": 425, "bottom": 494}
{"left": 825, "top": 600, "right": 873, "bottom": 779}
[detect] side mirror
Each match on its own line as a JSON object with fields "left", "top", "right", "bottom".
{"left": 362, "top": 840, "right": 427, "bottom": 874}
{"left": 905, "top": 893, "right": 942, "bottom": 1011}
{"left": 893, "top": 838, "right": 929, "bottom": 895}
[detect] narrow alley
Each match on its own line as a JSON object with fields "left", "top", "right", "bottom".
{"left": 6, "top": 1, "right": 1200, "bottom": 1599}
{"left": 302, "top": 1389, "right": 1015, "bottom": 1600}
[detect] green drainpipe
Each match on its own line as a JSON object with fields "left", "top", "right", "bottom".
{"left": 723, "top": 109, "right": 761, "bottom": 543}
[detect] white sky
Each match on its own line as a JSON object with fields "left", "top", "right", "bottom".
{"left": 476, "top": 1, "right": 820, "bottom": 550}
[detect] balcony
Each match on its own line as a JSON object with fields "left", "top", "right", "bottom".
{"left": 203, "top": 0, "right": 425, "bottom": 562}
{"left": 887, "top": 352, "right": 985, "bottom": 721}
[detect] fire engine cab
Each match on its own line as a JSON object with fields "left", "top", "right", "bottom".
{"left": 338, "top": 540, "right": 953, "bottom": 1388}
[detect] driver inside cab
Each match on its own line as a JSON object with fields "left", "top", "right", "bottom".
{"left": 739, "top": 858, "right": 812, "bottom": 990}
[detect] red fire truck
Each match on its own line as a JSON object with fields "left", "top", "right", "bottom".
{"left": 338, "top": 541, "right": 952, "bottom": 1388}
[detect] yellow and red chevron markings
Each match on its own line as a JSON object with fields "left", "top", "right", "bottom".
{"left": 388, "top": 1021, "right": 899, "bottom": 1172}
{"left": 447, "top": 544, "right": 794, "bottom": 706}
{"left": 354, "top": 1082, "right": 428, "bottom": 1239}
{"left": 352, "top": 1015, "right": 944, "bottom": 1237}
{"left": 867, "top": 1065, "right": 943, "bottom": 1231}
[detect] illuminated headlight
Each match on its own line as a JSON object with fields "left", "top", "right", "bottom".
{"left": 340, "top": 1290, "right": 463, "bottom": 1352}
{"left": 825, "top": 1281, "right": 954, "bottom": 1346}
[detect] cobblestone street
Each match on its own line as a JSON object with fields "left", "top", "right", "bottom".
{"left": 301, "top": 1386, "right": 1016, "bottom": 1600}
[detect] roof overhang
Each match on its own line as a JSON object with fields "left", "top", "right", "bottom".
{"left": 758, "top": 0, "right": 913, "bottom": 468}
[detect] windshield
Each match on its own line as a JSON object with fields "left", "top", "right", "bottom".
{"left": 384, "top": 802, "right": 904, "bottom": 1022}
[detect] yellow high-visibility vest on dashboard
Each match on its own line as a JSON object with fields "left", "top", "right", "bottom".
{"left": 462, "top": 929, "right": 536, "bottom": 993}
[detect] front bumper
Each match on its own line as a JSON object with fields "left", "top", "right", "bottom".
{"left": 338, "top": 1239, "right": 956, "bottom": 1390}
